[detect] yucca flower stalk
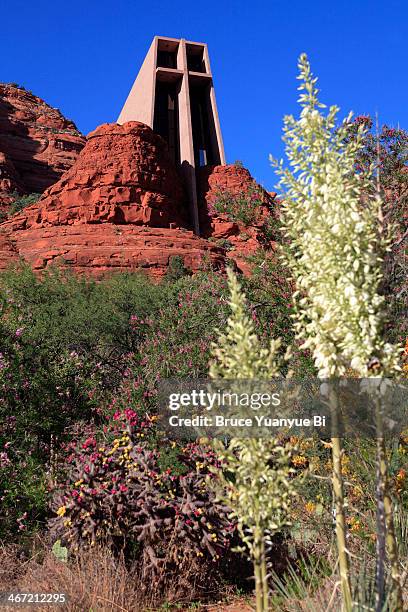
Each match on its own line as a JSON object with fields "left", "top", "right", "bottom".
{"left": 272, "top": 54, "right": 403, "bottom": 611}
{"left": 209, "top": 269, "right": 296, "bottom": 612}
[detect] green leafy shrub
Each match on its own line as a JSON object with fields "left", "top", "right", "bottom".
{"left": 165, "top": 255, "right": 191, "bottom": 281}
{"left": 209, "top": 184, "right": 280, "bottom": 245}
{"left": 8, "top": 193, "right": 40, "bottom": 216}
{"left": 0, "top": 266, "right": 168, "bottom": 538}
{"left": 210, "top": 184, "right": 265, "bottom": 227}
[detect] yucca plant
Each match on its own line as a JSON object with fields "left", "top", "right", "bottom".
{"left": 209, "top": 269, "right": 297, "bottom": 612}
{"left": 272, "top": 53, "right": 404, "bottom": 611}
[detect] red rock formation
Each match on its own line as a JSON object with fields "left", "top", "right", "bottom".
{"left": 8, "top": 122, "right": 190, "bottom": 231}
{"left": 0, "top": 230, "right": 18, "bottom": 270}
{"left": 0, "top": 151, "right": 24, "bottom": 214}
{"left": 0, "top": 122, "right": 225, "bottom": 278}
{"left": 197, "top": 164, "right": 278, "bottom": 274}
{"left": 2, "top": 224, "right": 225, "bottom": 279}
{"left": 0, "top": 83, "right": 85, "bottom": 208}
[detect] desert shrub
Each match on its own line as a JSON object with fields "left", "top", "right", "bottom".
{"left": 139, "top": 271, "right": 230, "bottom": 382}
{"left": 0, "top": 321, "right": 100, "bottom": 538}
{"left": 208, "top": 237, "right": 235, "bottom": 250}
{"left": 244, "top": 251, "right": 315, "bottom": 375}
{"left": 99, "top": 266, "right": 309, "bottom": 427}
{"left": 8, "top": 193, "right": 40, "bottom": 216}
{"left": 210, "top": 183, "right": 265, "bottom": 226}
{"left": 165, "top": 254, "right": 191, "bottom": 281}
{"left": 0, "top": 266, "right": 168, "bottom": 539}
{"left": 0, "top": 265, "right": 166, "bottom": 360}
{"left": 209, "top": 183, "right": 280, "bottom": 245}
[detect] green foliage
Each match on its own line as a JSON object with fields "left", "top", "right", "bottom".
{"left": 0, "top": 266, "right": 168, "bottom": 538}
{"left": 0, "top": 264, "right": 165, "bottom": 364}
{"left": 208, "top": 237, "right": 235, "bottom": 250}
{"left": 243, "top": 250, "right": 315, "bottom": 375}
{"left": 8, "top": 193, "right": 40, "bottom": 215}
{"left": 210, "top": 184, "right": 279, "bottom": 245}
{"left": 138, "top": 271, "right": 231, "bottom": 382}
{"left": 165, "top": 255, "right": 191, "bottom": 281}
{"left": 211, "top": 184, "right": 265, "bottom": 227}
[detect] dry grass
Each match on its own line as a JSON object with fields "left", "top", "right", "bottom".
{"left": 0, "top": 542, "right": 234, "bottom": 612}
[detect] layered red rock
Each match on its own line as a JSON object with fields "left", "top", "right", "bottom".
{"left": 0, "top": 151, "right": 24, "bottom": 213}
{"left": 0, "top": 230, "right": 18, "bottom": 270}
{"left": 0, "top": 83, "right": 85, "bottom": 207}
{"left": 7, "top": 122, "right": 190, "bottom": 231}
{"left": 197, "top": 165, "right": 278, "bottom": 274}
{"left": 2, "top": 224, "right": 225, "bottom": 279}
{"left": 0, "top": 121, "right": 225, "bottom": 278}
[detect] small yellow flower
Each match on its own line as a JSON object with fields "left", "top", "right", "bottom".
{"left": 321, "top": 440, "right": 333, "bottom": 449}
{"left": 304, "top": 501, "right": 316, "bottom": 514}
{"left": 57, "top": 506, "right": 66, "bottom": 517}
{"left": 347, "top": 516, "right": 362, "bottom": 533}
{"left": 292, "top": 455, "right": 307, "bottom": 467}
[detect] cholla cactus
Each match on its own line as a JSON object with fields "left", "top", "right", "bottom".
{"left": 209, "top": 269, "right": 296, "bottom": 612}
{"left": 273, "top": 54, "right": 403, "bottom": 611}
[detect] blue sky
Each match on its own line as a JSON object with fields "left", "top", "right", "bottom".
{"left": 2, "top": 0, "right": 407, "bottom": 190}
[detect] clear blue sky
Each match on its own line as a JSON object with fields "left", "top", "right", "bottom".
{"left": 2, "top": 0, "right": 407, "bottom": 190}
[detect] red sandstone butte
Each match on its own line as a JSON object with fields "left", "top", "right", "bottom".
{"left": 197, "top": 164, "right": 277, "bottom": 275}
{"left": 0, "top": 83, "right": 85, "bottom": 211}
{"left": 0, "top": 122, "right": 226, "bottom": 278}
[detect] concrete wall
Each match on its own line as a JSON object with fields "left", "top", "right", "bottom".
{"left": 117, "top": 38, "right": 157, "bottom": 126}
{"left": 118, "top": 36, "right": 226, "bottom": 235}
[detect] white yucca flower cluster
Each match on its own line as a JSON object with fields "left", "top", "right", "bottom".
{"left": 272, "top": 54, "right": 400, "bottom": 377}
{"left": 210, "top": 268, "right": 283, "bottom": 380}
{"left": 209, "top": 270, "right": 296, "bottom": 612}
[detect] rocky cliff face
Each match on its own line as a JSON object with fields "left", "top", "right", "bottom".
{"left": 0, "top": 93, "right": 276, "bottom": 278}
{"left": 0, "top": 122, "right": 225, "bottom": 278}
{"left": 197, "top": 164, "right": 277, "bottom": 274}
{"left": 0, "top": 83, "right": 85, "bottom": 211}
